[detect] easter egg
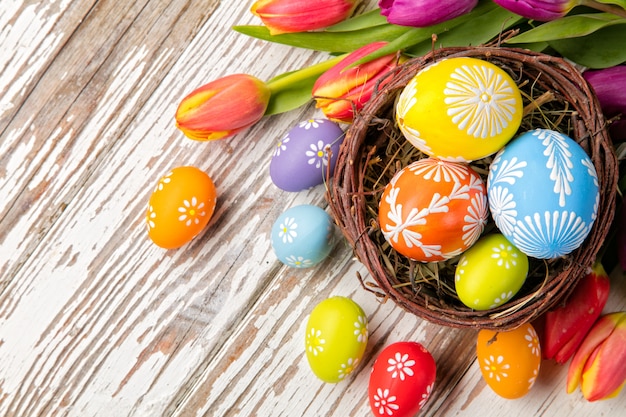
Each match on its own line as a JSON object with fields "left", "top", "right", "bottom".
{"left": 146, "top": 166, "right": 217, "bottom": 249}
{"left": 271, "top": 205, "right": 335, "bottom": 268}
{"left": 305, "top": 296, "right": 368, "bottom": 383}
{"left": 378, "top": 158, "right": 488, "bottom": 262}
{"left": 270, "top": 118, "right": 345, "bottom": 192}
{"left": 396, "top": 57, "right": 523, "bottom": 162}
{"left": 455, "top": 233, "right": 529, "bottom": 310}
{"left": 476, "top": 323, "right": 541, "bottom": 399}
{"left": 487, "top": 128, "right": 599, "bottom": 259}
{"left": 368, "top": 342, "right": 436, "bottom": 417}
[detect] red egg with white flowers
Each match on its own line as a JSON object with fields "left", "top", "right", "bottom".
{"left": 378, "top": 158, "right": 488, "bottom": 262}
{"left": 368, "top": 341, "right": 436, "bottom": 417}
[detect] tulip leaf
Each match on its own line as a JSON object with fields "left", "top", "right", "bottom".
{"left": 548, "top": 23, "right": 626, "bottom": 68}
{"left": 405, "top": 6, "right": 523, "bottom": 57}
{"left": 264, "top": 55, "right": 346, "bottom": 115}
{"left": 506, "top": 13, "right": 625, "bottom": 43}
{"left": 232, "top": 24, "right": 411, "bottom": 53}
{"left": 595, "top": 0, "right": 626, "bottom": 8}
{"left": 264, "top": 75, "right": 315, "bottom": 116}
{"left": 325, "top": 8, "right": 388, "bottom": 32}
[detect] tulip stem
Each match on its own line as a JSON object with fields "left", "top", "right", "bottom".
{"left": 583, "top": 0, "right": 626, "bottom": 19}
{"left": 265, "top": 54, "right": 347, "bottom": 94}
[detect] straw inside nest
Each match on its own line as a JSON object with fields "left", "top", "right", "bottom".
{"left": 328, "top": 47, "right": 617, "bottom": 329}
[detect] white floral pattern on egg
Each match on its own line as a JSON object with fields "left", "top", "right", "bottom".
{"left": 487, "top": 128, "right": 599, "bottom": 259}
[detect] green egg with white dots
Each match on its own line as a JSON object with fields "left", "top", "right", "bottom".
{"left": 455, "top": 233, "right": 528, "bottom": 310}
{"left": 305, "top": 296, "right": 368, "bottom": 383}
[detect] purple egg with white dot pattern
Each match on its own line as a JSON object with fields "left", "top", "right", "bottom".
{"left": 270, "top": 118, "right": 345, "bottom": 192}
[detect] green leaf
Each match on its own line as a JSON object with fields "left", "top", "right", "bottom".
{"left": 548, "top": 23, "right": 626, "bottom": 68}
{"left": 405, "top": 6, "right": 523, "bottom": 56}
{"left": 325, "top": 8, "right": 388, "bottom": 32}
{"left": 595, "top": 0, "right": 626, "bottom": 8}
{"left": 265, "top": 76, "right": 315, "bottom": 115}
{"left": 232, "top": 24, "right": 411, "bottom": 53}
{"left": 506, "top": 13, "right": 625, "bottom": 43}
{"left": 264, "top": 55, "right": 346, "bottom": 115}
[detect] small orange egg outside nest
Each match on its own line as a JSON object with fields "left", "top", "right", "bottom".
{"left": 146, "top": 166, "right": 217, "bottom": 249}
{"left": 476, "top": 322, "right": 542, "bottom": 399}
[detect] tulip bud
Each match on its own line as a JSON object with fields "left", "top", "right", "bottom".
{"left": 567, "top": 312, "right": 626, "bottom": 401}
{"left": 542, "top": 262, "right": 610, "bottom": 364}
{"left": 175, "top": 74, "right": 271, "bottom": 141}
{"left": 492, "top": 0, "right": 580, "bottom": 21}
{"left": 251, "top": 0, "right": 359, "bottom": 35}
{"left": 379, "top": 0, "right": 478, "bottom": 27}
{"left": 312, "top": 41, "right": 403, "bottom": 123}
{"left": 584, "top": 65, "right": 626, "bottom": 142}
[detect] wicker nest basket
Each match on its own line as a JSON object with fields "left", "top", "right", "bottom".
{"left": 326, "top": 45, "right": 618, "bottom": 330}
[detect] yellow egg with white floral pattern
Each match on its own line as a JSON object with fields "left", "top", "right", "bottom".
{"left": 146, "top": 166, "right": 217, "bottom": 249}
{"left": 396, "top": 57, "right": 523, "bottom": 162}
{"left": 305, "top": 296, "right": 368, "bottom": 383}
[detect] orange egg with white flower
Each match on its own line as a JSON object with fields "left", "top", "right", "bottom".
{"left": 476, "top": 323, "right": 542, "bottom": 399}
{"left": 378, "top": 158, "right": 488, "bottom": 262}
{"left": 146, "top": 166, "right": 217, "bottom": 249}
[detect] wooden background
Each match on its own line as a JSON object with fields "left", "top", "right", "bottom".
{"left": 1, "top": 1, "right": 625, "bottom": 416}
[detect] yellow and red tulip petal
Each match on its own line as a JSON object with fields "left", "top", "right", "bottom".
{"left": 251, "top": 0, "right": 358, "bottom": 35}
{"left": 567, "top": 312, "right": 626, "bottom": 401}
{"left": 175, "top": 74, "right": 271, "bottom": 141}
{"left": 312, "top": 41, "right": 402, "bottom": 123}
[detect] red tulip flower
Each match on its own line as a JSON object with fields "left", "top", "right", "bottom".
{"left": 251, "top": 0, "right": 359, "bottom": 35}
{"left": 175, "top": 74, "right": 271, "bottom": 141}
{"left": 567, "top": 312, "right": 626, "bottom": 401}
{"left": 542, "top": 262, "right": 610, "bottom": 364}
{"left": 312, "top": 41, "right": 403, "bottom": 123}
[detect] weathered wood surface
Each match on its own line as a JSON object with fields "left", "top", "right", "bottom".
{"left": 0, "top": 1, "right": 624, "bottom": 416}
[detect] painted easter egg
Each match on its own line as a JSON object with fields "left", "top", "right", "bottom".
{"left": 146, "top": 166, "right": 217, "bottom": 249}
{"left": 270, "top": 118, "right": 345, "bottom": 192}
{"left": 455, "top": 233, "right": 529, "bottom": 310}
{"left": 476, "top": 323, "right": 542, "bottom": 399}
{"left": 487, "top": 129, "right": 599, "bottom": 259}
{"left": 305, "top": 296, "right": 368, "bottom": 383}
{"left": 378, "top": 158, "right": 488, "bottom": 262}
{"left": 271, "top": 205, "right": 335, "bottom": 268}
{"left": 368, "top": 341, "right": 436, "bottom": 417}
{"left": 396, "top": 57, "right": 523, "bottom": 162}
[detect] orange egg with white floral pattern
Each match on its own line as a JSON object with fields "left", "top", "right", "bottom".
{"left": 146, "top": 166, "right": 217, "bottom": 249}
{"left": 378, "top": 158, "right": 488, "bottom": 262}
{"left": 476, "top": 323, "right": 541, "bottom": 399}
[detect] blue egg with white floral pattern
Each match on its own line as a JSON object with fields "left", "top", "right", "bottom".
{"left": 271, "top": 205, "right": 335, "bottom": 268}
{"left": 487, "top": 129, "right": 599, "bottom": 259}
{"left": 270, "top": 118, "right": 345, "bottom": 192}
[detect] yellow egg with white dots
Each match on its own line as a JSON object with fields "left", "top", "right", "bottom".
{"left": 454, "top": 233, "right": 528, "bottom": 310}
{"left": 396, "top": 57, "right": 523, "bottom": 162}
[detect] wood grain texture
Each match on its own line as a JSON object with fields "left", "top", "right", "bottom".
{"left": 1, "top": 1, "right": 625, "bottom": 417}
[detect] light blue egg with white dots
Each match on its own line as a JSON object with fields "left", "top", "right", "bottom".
{"left": 271, "top": 205, "right": 335, "bottom": 268}
{"left": 487, "top": 129, "right": 599, "bottom": 259}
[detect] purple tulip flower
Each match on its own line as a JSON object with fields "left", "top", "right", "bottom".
{"left": 379, "top": 0, "right": 478, "bottom": 27}
{"left": 584, "top": 65, "right": 626, "bottom": 142}
{"left": 492, "top": 0, "right": 580, "bottom": 21}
